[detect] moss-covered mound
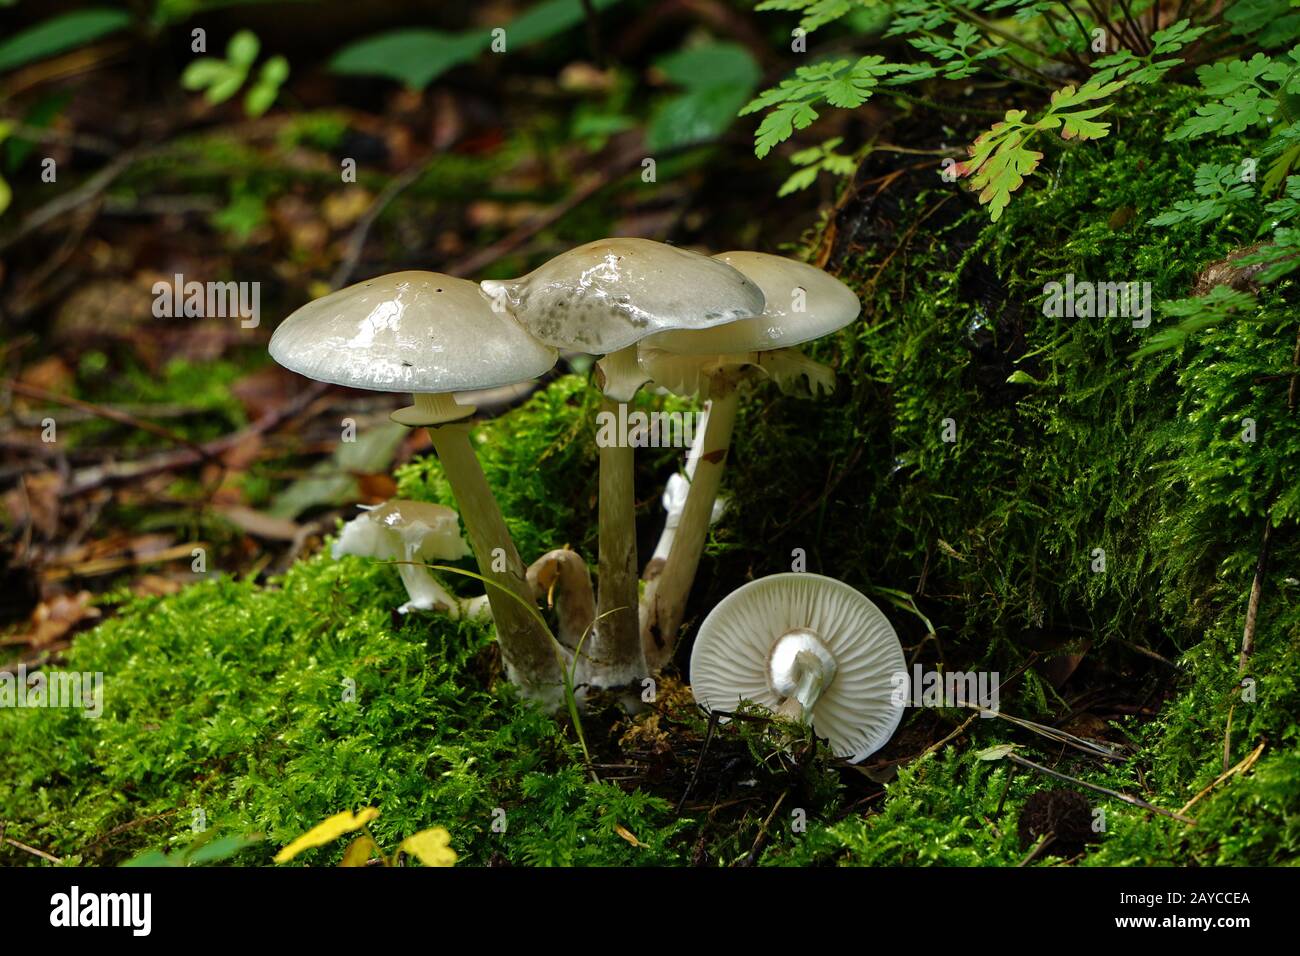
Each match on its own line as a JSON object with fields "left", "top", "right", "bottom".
{"left": 3, "top": 90, "right": 1299, "bottom": 867}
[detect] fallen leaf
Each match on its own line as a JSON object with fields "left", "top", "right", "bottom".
{"left": 400, "top": 827, "right": 457, "bottom": 867}
{"left": 3, "top": 471, "right": 63, "bottom": 540}
{"left": 274, "top": 808, "right": 379, "bottom": 864}
{"left": 215, "top": 504, "right": 302, "bottom": 541}
{"left": 340, "top": 835, "right": 379, "bottom": 867}
{"left": 355, "top": 472, "right": 398, "bottom": 502}
{"left": 24, "top": 591, "right": 101, "bottom": 649}
{"left": 131, "top": 574, "right": 184, "bottom": 597}
{"left": 614, "top": 824, "right": 647, "bottom": 848}
{"left": 18, "top": 356, "right": 74, "bottom": 393}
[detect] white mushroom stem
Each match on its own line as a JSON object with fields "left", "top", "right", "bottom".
{"left": 768, "top": 628, "right": 838, "bottom": 722}
{"left": 425, "top": 416, "right": 567, "bottom": 707}
{"left": 593, "top": 391, "right": 647, "bottom": 689}
{"left": 648, "top": 402, "right": 728, "bottom": 566}
{"left": 393, "top": 561, "right": 467, "bottom": 617}
{"left": 640, "top": 382, "right": 740, "bottom": 670}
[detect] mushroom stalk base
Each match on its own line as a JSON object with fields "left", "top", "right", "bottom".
{"left": 768, "top": 629, "right": 837, "bottom": 723}
{"left": 427, "top": 422, "right": 566, "bottom": 707}
{"left": 593, "top": 395, "right": 648, "bottom": 691}
{"left": 641, "top": 384, "right": 739, "bottom": 670}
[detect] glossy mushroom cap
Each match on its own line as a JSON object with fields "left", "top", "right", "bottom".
{"left": 479, "top": 238, "right": 766, "bottom": 354}
{"left": 269, "top": 272, "right": 557, "bottom": 393}
{"left": 689, "top": 572, "right": 907, "bottom": 763}
{"left": 645, "top": 252, "right": 860, "bottom": 356}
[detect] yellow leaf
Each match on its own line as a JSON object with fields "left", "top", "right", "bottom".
{"left": 614, "top": 824, "right": 647, "bottom": 848}
{"left": 340, "top": 835, "right": 379, "bottom": 867}
{"left": 400, "top": 827, "right": 457, "bottom": 867}
{"left": 274, "top": 808, "right": 380, "bottom": 864}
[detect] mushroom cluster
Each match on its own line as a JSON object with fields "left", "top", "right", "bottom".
{"left": 268, "top": 239, "right": 884, "bottom": 751}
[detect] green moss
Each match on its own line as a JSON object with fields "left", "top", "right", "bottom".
{"left": 5, "top": 85, "right": 1299, "bottom": 866}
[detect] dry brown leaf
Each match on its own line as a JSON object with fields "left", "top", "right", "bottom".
{"left": 322, "top": 189, "right": 374, "bottom": 230}
{"left": 131, "top": 574, "right": 185, "bottom": 597}
{"left": 25, "top": 591, "right": 101, "bottom": 648}
{"left": 214, "top": 504, "right": 302, "bottom": 541}
{"left": 4, "top": 472, "right": 64, "bottom": 540}
{"left": 18, "top": 356, "right": 75, "bottom": 394}
{"left": 355, "top": 472, "right": 398, "bottom": 503}
{"left": 614, "top": 824, "right": 647, "bottom": 848}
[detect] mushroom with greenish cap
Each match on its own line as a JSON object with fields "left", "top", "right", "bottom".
{"left": 481, "top": 239, "right": 764, "bottom": 694}
{"left": 332, "top": 500, "right": 489, "bottom": 618}
{"left": 637, "top": 252, "right": 860, "bottom": 670}
{"left": 269, "top": 271, "right": 567, "bottom": 706}
{"left": 689, "top": 573, "right": 907, "bottom": 763}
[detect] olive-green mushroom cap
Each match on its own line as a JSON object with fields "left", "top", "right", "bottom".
{"left": 479, "top": 238, "right": 765, "bottom": 354}
{"left": 269, "top": 272, "right": 557, "bottom": 393}
{"left": 645, "top": 251, "right": 860, "bottom": 356}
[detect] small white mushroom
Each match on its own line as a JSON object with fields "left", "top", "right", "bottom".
{"left": 646, "top": 403, "right": 728, "bottom": 575}
{"left": 690, "top": 573, "right": 907, "bottom": 763}
{"left": 332, "top": 500, "right": 487, "bottom": 618}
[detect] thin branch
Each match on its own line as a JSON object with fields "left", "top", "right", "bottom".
{"left": 1006, "top": 753, "right": 1195, "bottom": 825}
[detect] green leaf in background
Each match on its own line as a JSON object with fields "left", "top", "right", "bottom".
{"left": 0, "top": 8, "right": 132, "bottom": 73}
{"left": 122, "top": 832, "right": 262, "bottom": 867}
{"left": 245, "top": 55, "right": 290, "bottom": 117}
{"left": 269, "top": 422, "right": 407, "bottom": 520}
{"left": 330, "top": 0, "right": 625, "bottom": 89}
{"left": 508, "top": 0, "right": 622, "bottom": 47}
{"left": 778, "top": 136, "right": 855, "bottom": 196}
{"left": 225, "top": 28, "right": 260, "bottom": 68}
{"left": 182, "top": 30, "right": 287, "bottom": 115}
{"left": 647, "top": 42, "right": 761, "bottom": 151}
{"left": 330, "top": 30, "right": 488, "bottom": 90}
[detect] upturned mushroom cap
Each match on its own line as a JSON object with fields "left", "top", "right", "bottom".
{"left": 269, "top": 272, "right": 557, "bottom": 393}
{"left": 479, "top": 238, "right": 766, "bottom": 354}
{"left": 332, "top": 500, "right": 473, "bottom": 616}
{"left": 689, "top": 573, "right": 907, "bottom": 763}
{"left": 644, "top": 252, "right": 859, "bottom": 356}
{"left": 332, "top": 500, "right": 470, "bottom": 563}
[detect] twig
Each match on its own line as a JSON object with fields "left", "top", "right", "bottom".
{"left": 5, "top": 380, "right": 211, "bottom": 461}
{"left": 0, "top": 145, "right": 160, "bottom": 254}
{"left": 1180, "top": 742, "right": 1265, "bottom": 816}
{"left": 62, "top": 381, "right": 329, "bottom": 496}
{"left": 1018, "top": 832, "right": 1055, "bottom": 866}
{"left": 1006, "top": 753, "right": 1195, "bottom": 825}
{"left": 2, "top": 835, "right": 63, "bottom": 864}
{"left": 739, "top": 789, "right": 788, "bottom": 866}
{"left": 82, "top": 809, "right": 181, "bottom": 852}
{"left": 913, "top": 712, "right": 979, "bottom": 762}
{"left": 969, "top": 704, "right": 1123, "bottom": 761}
{"left": 331, "top": 151, "right": 441, "bottom": 290}
{"left": 676, "top": 708, "right": 720, "bottom": 813}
